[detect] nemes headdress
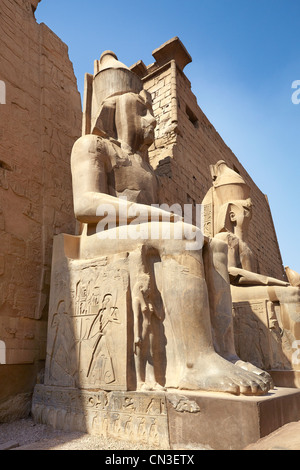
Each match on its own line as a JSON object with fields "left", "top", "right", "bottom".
{"left": 211, "top": 160, "right": 250, "bottom": 205}
{"left": 202, "top": 161, "right": 251, "bottom": 236}
{"left": 82, "top": 51, "right": 143, "bottom": 136}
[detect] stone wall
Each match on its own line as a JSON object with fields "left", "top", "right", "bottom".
{"left": 0, "top": 0, "right": 82, "bottom": 419}
{"left": 132, "top": 37, "right": 285, "bottom": 281}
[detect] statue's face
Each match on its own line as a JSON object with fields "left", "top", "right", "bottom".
{"left": 115, "top": 92, "right": 156, "bottom": 152}
{"left": 137, "top": 95, "right": 156, "bottom": 146}
{"left": 229, "top": 201, "right": 252, "bottom": 231}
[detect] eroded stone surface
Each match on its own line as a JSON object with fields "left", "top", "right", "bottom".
{"left": 41, "top": 49, "right": 274, "bottom": 402}
{"left": 0, "top": 0, "right": 81, "bottom": 421}
{"left": 30, "top": 38, "right": 300, "bottom": 450}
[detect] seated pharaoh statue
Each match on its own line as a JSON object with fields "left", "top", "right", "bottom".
{"left": 202, "top": 161, "right": 300, "bottom": 370}
{"left": 49, "top": 51, "right": 275, "bottom": 396}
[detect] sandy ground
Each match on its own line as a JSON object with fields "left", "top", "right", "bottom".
{"left": 1, "top": 416, "right": 300, "bottom": 450}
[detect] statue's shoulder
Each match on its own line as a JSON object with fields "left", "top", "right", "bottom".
{"left": 71, "top": 135, "right": 113, "bottom": 169}
{"left": 72, "top": 134, "right": 104, "bottom": 155}
{"left": 214, "top": 231, "right": 239, "bottom": 246}
{"left": 214, "top": 232, "right": 230, "bottom": 241}
{"left": 71, "top": 135, "right": 127, "bottom": 176}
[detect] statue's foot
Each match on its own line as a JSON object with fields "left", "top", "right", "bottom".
{"left": 138, "top": 382, "right": 167, "bottom": 392}
{"left": 138, "top": 382, "right": 153, "bottom": 391}
{"left": 153, "top": 382, "right": 167, "bottom": 391}
{"left": 233, "top": 359, "right": 274, "bottom": 389}
{"left": 178, "top": 353, "right": 271, "bottom": 396}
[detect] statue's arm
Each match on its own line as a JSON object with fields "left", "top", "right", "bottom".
{"left": 71, "top": 135, "right": 120, "bottom": 223}
{"left": 71, "top": 135, "right": 181, "bottom": 225}
{"left": 132, "top": 295, "right": 142, "bottom": 353}
{"left": 213, "top": 233, "right": 289, "bottom": 286}
{"left": 228, "top": 266, "right": 289, "bottom": 286}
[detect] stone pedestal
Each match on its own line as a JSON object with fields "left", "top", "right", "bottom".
{"left": 44, "top": 234, "right": 136, "bottom": 391}
{"left": 166, "top": 387, "right": 300, "bottom": 450}
{"left": 269, "top": 370, "right": 300, "bottom": 388}
{"left": 32, "top": 384, "right": 300, "bottom": 450}
{"left": 32, "top": 385, "right": 170, "bottom": 449}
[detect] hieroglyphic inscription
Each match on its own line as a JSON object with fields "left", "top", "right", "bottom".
{"left": 32, "top": 385, "right": 169, "bottom": 448}
{"left": 203, "top": 203, "right": 213, "bottom": 237}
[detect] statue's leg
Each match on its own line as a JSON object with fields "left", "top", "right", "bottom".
{"left": 79, "top": 224, "right": 272, "bottom": 395}
{"left": 136, "top": 330, "right": 154, "bottom": 391}
{"left": 159, "top": 241, "right": 271, "bottom": 395}
{"left": 203, "top": 237, "right": 236, "bottom": 360}
{"left": 204, "top": 237, "right": 274, "bottom": 385}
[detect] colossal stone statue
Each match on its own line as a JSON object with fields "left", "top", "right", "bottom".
{"left": 203, "top": 161, "right": 300, "bottom": 371}
{"left": 31, "top": 47, "right": 300, "bottom": 450}
{"left": 67, "top": 51, "right": 273, "bottom": 395}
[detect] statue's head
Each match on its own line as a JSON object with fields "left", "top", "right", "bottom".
{"left": 202, "top": 161, "right": 253, "bottom": 237}
{"left": 211, "top": 161, "right": 250, "bottom": 205}
{"left": 83, "top": 51, "right": 156, "bottom": 154}
{"left": 216, "top": 199, "right": 252, "bottom": 234}
{"left": 94, "top": 90, "right": 156, "bottom": 153}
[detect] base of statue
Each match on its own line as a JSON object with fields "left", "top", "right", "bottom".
{"left": 32, "top": 384, "right": 300, "bottom": 450}
{"left": 269, "top": 369, "right": 300, "bottom": 388}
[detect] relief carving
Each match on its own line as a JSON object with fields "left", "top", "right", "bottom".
{"left": 32, "top": 386, "right": 169, "bottom": 448}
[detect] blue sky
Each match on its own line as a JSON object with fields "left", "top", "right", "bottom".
{"left": 36, "top": 0, "right": 300, "bottom": 273}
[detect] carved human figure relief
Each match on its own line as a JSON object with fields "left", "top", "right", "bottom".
{"left": 49, "top": 300, "right": 77, "bottom": 384}
{"left": 86, "top": 293, "right": 120, "bottom": 384}
{"left": 130, "top": 246, "right": 165, "bottom": 391}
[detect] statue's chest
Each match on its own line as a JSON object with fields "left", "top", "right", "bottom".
{"left": 107, "top": 155, "right": 158, "bottom": 204}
